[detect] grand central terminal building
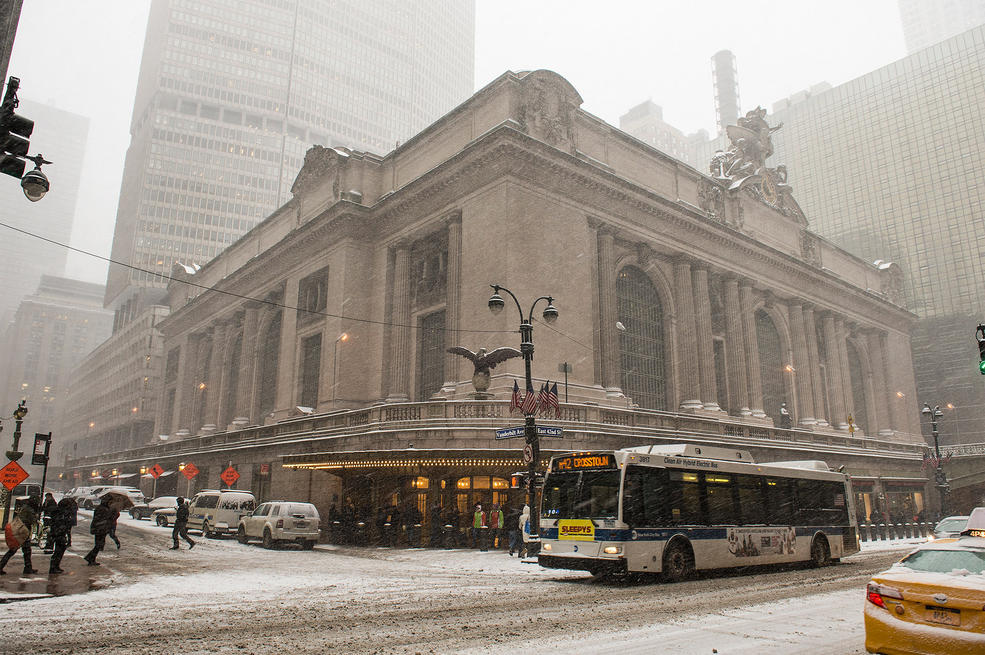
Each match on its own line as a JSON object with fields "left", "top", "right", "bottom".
{"left": 67, "top": 71, "right": 933, "bottom": 529}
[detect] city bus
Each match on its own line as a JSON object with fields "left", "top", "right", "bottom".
{"left": 538, "top": 444, "right": 859, "bottom": 580}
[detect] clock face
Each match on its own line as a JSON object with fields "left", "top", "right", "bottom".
{"left": 761, "top": 175, "right": 778, "bottom": 205}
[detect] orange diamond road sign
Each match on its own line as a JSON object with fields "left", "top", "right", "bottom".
{"left": 220, "top": 466, "right": 240, "bottom": 486}
{"left": 150, "top": 463, "right": 164, "bottom": 479}
{"left": 182, "top": 462, "right": 199, "bottom": 480}
{"left": 0, "top": 461, "right": 29, "bottom": 491}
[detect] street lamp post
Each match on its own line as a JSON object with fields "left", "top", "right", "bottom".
{"left": 487, "top": 284, "right": 558, "bottom": 539}
{"left": 1, "top": 401, "right": 28, "bottom": 526}
{"left": 921, "top": 403, "right": 949, "bottom": 518}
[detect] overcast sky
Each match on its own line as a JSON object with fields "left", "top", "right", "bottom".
{"left": 6, "top": 0, "right": 905, "bottom": 285}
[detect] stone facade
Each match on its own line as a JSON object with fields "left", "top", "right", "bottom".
{"left": 67, "top": 70, "right": 931, "bottom": 523}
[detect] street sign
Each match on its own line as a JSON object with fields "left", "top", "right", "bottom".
{"left": 522, "top": 444, "right": 534, "bottom": 464}
{"left": 220, "top": 466, "right": 240, "bottom": 486}
{"left": 0, "top": 460, "right": 29, "bottom": 491}
{"left": 495, "top": 426, "right": 525, "bottom": 440}
{"left": 150, "top": 463, "right": 164, "bottom": 479}
{"left": 31, "top": 433, "right": 50, "bottom": 466}
{"left": 536, "top": 425, "right": 563, "bottom": 437}
{"left": 181, "top": 462, "right": 199, "bottom": 480}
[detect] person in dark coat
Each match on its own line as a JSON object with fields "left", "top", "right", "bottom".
{"left": 170, "top": 497, "right": 195, "bottom": 550}
{"left": 429, "top": 503, "right": 443, "bottom": 548}
{"left": 403, "top": 503, "right": 422, "bottom": 548}
{"left": 41, "top": 492, "right": 57, "bottom": 553}
{"left": 48, "top": 497, "right": 76, "bottom": 574}
{"left": 85, "top": 497, "right": 113, "bottom": 565}
{"left": 505, "top": 505, "right": 522, "bottom": 556}
{"left": 108, "top": 506, "right": 121, "bottom": 549}
{"left": 0, "top": 496, "right": 40, "bottom": 574}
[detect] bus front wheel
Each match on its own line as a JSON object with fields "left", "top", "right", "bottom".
{"left": 810, "top": 536, "right": 830, "bottom": 567}
{"left": 662, "top": 540, "right": 694, "bottom": 582}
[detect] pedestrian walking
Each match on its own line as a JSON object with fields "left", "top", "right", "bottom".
{"left": 170, "top": 496, "right": 195, "bottom": 550}
{"left": 48, "top": 497, "right": 76, "bottom": 574}
{"left": 108, "top": 506, "right": 122, "bottom": 549}
{"left": 0, "top": 496, "right": 40, "bottom": 575}
{"left": 84, "top": 496, "right": 114, "bottom": 566}
{"left": 518, "top": 504, "right": 532, "bottom": 558}
{"left": 505, "top": 505, "right": 521, "bottom": 556}
{"left": 471, "top": 503, "right": 486, "bottom": 550}
{"left": 41, "top": 492, "right": 57, "bottom": 553}
{"left": 488, "top": 503, "right": 504, "bottom": 549}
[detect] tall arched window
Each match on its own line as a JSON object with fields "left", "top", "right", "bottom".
{"left": 616, "top": 266, "right": 667, "bottom": 410}
{"left": 257, "top": 311, "right": 282, "bottom": 419}
{"left": 756, "top": 310, "right": 788, "bottom": 422}
{"left": 847, "top": 341, "right": 868, "bottom": 434}
{"left": 221, "top": 331, "right": 242, "bottom": 427}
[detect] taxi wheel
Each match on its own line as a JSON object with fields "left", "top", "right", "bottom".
{"left": 810, "top": 536, "right": 830, "bottom": 567}
{"left": 662, "top": 540, "right": 694, "bottom": 582}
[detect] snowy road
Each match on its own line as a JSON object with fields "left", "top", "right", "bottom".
{"left": 0, "top": 514, "right": 917, "bottom": 654}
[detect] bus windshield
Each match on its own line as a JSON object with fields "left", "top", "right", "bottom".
{"left": 542, "top": 470, "right": 621, "bottom": 519}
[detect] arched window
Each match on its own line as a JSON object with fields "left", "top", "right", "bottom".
{"left": 257, "top": 311, "right": 282, "bottom": 419}
{"left": 847, "top": 341, "right": 868, "bottom": 434}
{"left": 221, "top": 331, "right": 242, "bottom": 427}
{"left": 616, "top": 266, "right": 667, "bottom": 410}
{"left": 756, "top": 310, "right": 788, "bottom": 422}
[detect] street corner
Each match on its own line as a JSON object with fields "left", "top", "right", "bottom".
{"left": 0, "top": 553, "right": 113, "bottom": 602}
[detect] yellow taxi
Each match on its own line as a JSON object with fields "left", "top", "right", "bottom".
{"left": 864, "top": 507, "right": 985, "bottom": 654}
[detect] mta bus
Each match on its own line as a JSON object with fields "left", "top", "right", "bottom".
{"left": 538, "top": 444, "right": 859, "bottom": 580}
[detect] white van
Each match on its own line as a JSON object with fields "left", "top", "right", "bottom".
{"left": 186, "top": 489, "right": 256, "bottom": 538}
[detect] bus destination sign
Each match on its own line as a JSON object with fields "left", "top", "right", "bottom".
{"left": 552, "top": 453, "right": 615, "bottom": 471}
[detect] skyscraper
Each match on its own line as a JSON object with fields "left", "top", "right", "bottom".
{"left": 898, "top": 0, "right": 985, "bottom": 53}
{"left": 73, "top": 0, "right": 475, "bottom": 455}
{"left": 711, "top": 49, "right": 740, "bottom": 137}
{"left": 105, "top": 0, "right": 475, "bottom": 319}
{"left": 0, "top": 99, "right": 88, "bottom": 323}
{"left": 768, "top": 24, "right": 985, "bottom": 443}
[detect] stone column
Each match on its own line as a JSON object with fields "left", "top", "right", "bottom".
{"left": 803, "top": 306, "right": 828, "bottom": 426}
{"left": 822, "top": 313, "right": 848, "bottom": 429}
{"left": 866, "top": 330, "right": 893, "bottom": 436}
{"left": 191, "top": 330, "right": 212, "bottom": 433}
{"left": 837, "top": 320, "right": 855, "bottom": 428}
{"left": 740, "top": 282, "right": 765, "bottom": 417}
{"left": 723, "top": 277, "right": 749, "bottom": 415}
{"left": 787, "top": 301, "right": 816, "bottom": 426}
{"left": 203, "top": 320, "right": 229, "bottom": 428}
{"left": 274, "top": 277, "right": 300, "bottom": 412}
{"left": 442, "top": 217, "right": 462, "bottom": 390}
{"left": 692, "top": 266, "right": 720, "bottom": 411}
{"left": 233, "top": 304, "right": 262, "bottom": 425}
{"left": 174, "top": 332, "right": 201, "bottom": 434}
{"left": 674, "top": 258, "right": 702, "bottom": 410}
{"left": 597, "top": 226, "right": 621, "bottom": 393}
{"left": 386, "top": 243, "right": 411, "bottom": 401}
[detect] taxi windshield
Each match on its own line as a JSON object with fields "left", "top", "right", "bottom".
{"left": 901, "top": 548, "right": 985, "bottom": 575}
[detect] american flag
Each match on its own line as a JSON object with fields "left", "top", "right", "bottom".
{"left": 509, "top": 380, "right": 522, "bottom": 414}
{"left": 537, "top": 382, "right": 549, "bottom": 414}
{"left": 546, "top": 381, "right": 560, "bottom": 418}
{"left": 520, "top": 379, "right": 539, "bottom": 415}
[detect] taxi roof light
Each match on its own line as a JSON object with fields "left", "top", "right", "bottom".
{"left": 960, "top": 507, "right": 985, "bottom": 536}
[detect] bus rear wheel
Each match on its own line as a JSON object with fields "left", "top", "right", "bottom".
{"left": 810, "top": 536, "right": 830, "bottom": 567}
{"left": 662, "top": 541, "right": 694, "bottom": 582}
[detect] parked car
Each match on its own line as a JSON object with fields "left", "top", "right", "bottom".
{"left": 151, "top": 505, "right": 177, "bottom": 527}
{"left": 187, "top": 490, "right": 256, "bottom": 538}
{"left": 864, "top": 508, "right": 985, "bottom": 654}
{"left": 237, "top": 501, "right": 320, "bottom": 549}
{"left": 929, "top": 515, "right": 971, "bottom": 541}
{"left": 130, "top": 495, "right": 179, "bottom": 520}
{"left": 72, "top": 486, "right": 108, "bottom": 509}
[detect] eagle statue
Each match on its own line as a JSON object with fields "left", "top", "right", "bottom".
{"left": 446, "top": 346, "right": 522, "bottom": 393}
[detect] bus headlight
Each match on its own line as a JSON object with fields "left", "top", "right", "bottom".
{"left": 603, "top": 545, "right": 622, "bottom": 555}
{"left": 542, "top": 543, "right": 552, "bottom": 551}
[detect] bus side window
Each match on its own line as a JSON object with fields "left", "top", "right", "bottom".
{"left": 736, "top": 474, "right": 766, "bottom": 524}
{"left": 765, "top": 478, "right": 795, "bottom": 524}
{"left": 668, "top": 470, "right": 702, "bottom": 525}
{"left": 623, "top": 467, "right": 645, "bottom": 526}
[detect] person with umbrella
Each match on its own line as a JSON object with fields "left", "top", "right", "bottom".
{"left": 84, "top": 496, "right": 114, "bottom": 566}
{"left": 48, "top": 497, "right": 76, "bottom": 574}
{"left": 97, "top": 490, "right": 134, "bottom": 551}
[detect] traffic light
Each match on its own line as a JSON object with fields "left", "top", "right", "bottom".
{"left": 0, "top": 76, "right": 33, "bottom": 180}
{"left": 977, "top": 324, "right": 985, "bottom": 375}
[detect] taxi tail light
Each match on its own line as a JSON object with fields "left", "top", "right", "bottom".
{"left": 276, "top": 519, "right": 284, "bottom": 528}
{"left": 866, "top": 582, "right": 902, "bottom": 608}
